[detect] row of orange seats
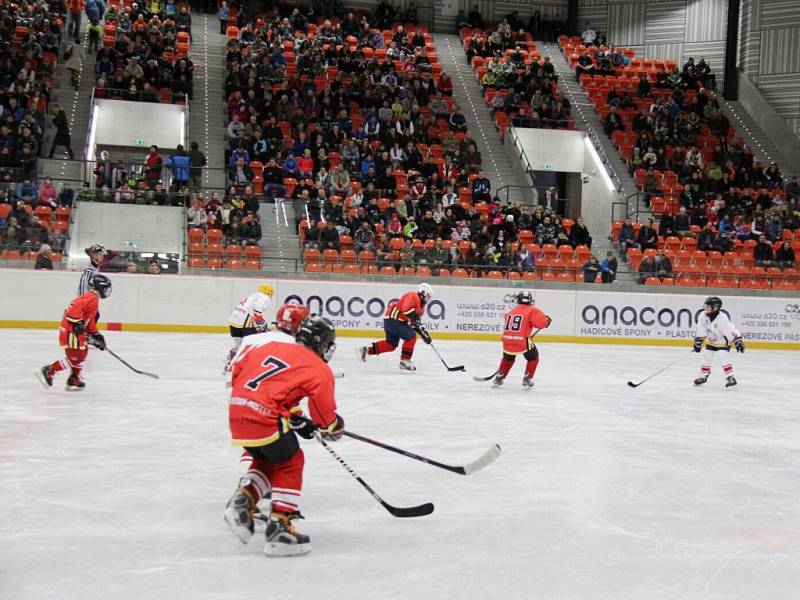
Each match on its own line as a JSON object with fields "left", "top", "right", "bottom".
{"left": 187, "top": 256, "right": 261, "bottom": 270}
{"left": 187, "top": 243, "right": 262, "bottom": 259}
{"left": 646, "top": 275, "right": 799, "bottom": 291}
{"left": 1, "top": 249, "right": 63, "bottom": 261}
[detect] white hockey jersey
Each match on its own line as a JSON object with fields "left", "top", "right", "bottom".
{"left": 695, "top": 312, "right": 741, "bottom": 349}
{"left": 228, "top": 292, "right": 271, "bottom": 329}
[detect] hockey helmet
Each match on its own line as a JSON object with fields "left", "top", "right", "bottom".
{"left": 517, "top": 290, "right": 533, "bottom": 305}
{"left": 275, "top": 302, "right": 310, "bottom": 335}
{"left": 417, "top": 282, "right": 433, "bottom": 302}
{"left": 258, "top": 283, "right": 274, "bottom": 297}
{"left": 296, "top": 315, "right": 337, "bottom": 362}
{"left": 91, "top": 274, "right": 112, "bottom": 299}
{"left": 704, "top": 296, "right": 722, "bottom": 313}
{"left": 85, "top": 244, "right": 107, "bottom": 258}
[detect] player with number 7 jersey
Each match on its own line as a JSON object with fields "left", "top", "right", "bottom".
{"left": 225, "top": 316, "right": 344, "bottom": 556}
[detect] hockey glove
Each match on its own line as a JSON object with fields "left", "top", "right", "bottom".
{"left": 414, "top": 325, "right": 432, "bottom": 345}
{"left": 289, "top": 416, "right": 318, "bottom": 440}
{"left": 545, "top": 315, "right": 552, "bottom": 328}
{"left": 734, "top": 337, "right": 745, "bottom": 353}
{"left": 320, "top": 414, "right": 345, "bottom": 442}
{"left": 72, "top": 320, "right": 86, "bottom": 335}
{"left": 693, "top": 337, "right": 704, "bottom": 353}
{"left": 88, "top": 332, "right": 106, "bottom": 351}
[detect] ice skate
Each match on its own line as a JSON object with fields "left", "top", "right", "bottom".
{"left": 264, "top": 511, "right": 311, "bottom": 557}
{"left": 356, "top": 346, "right": 368, "bottom": 362}
{"left": 693, "top": 375, "right": 708, "bottom": 386}
{"left": 522, "top": 374, "right": 534, "bottom": 390}
{"left": 399, "top": 359, "right": 416, "bottom": 371}
{"left": 36, "top": 365, "right": 54, "bottom": 388}
{"left": 223, "top": 487, "right": 256, "bottom": 544}
{"left": 725, "top": 376, "right": 737, "bottom": 388}
{"left": 492, "top": 374, "right": 505, "bottom": 388}
{"left": 66, "top": 372, "right": 85, "bottom": 391}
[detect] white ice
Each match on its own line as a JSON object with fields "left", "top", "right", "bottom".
{"left": 1, "top": 330, "right": 799, "bottom": 599}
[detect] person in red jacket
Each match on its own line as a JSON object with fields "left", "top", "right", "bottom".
{"left": 493, "top": 290, "right": 551, "bottom": 389}
{"left": 36, "top": 275, "right": 112, "bottom": 391}
{"left": 224, "top": 315, "right": 344, "bottom": 557}
{"left": 357, "top": 283, "right": 433, "bottom": 371}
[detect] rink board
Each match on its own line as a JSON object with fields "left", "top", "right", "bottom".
{"left": 1, "top": 269, "right": 799, "bottom": 349}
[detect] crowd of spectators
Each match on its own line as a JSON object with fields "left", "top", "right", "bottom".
{"left": 561, "top": 32, "right": 800, "bottom": 287}
{"left": 91, "top": 0, "right": 195, "bottom": 102}
{"left": 0, "top": 0, "right": 67, "bottom": 184}
{"left": 463, "top": 19, "right": 573, "bottom": 131}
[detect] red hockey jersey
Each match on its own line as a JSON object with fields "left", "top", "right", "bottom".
{"left": 385, "top": 291, "right": 424, "bottom": 323}
{"left": 229, "top": 341, "right": 338, "bottom": 447}
{"left": 501, "top": 304, "right": 549, "bottom": 354}
{"left": 59, "top": 292, "right": 100, "bottom": 350}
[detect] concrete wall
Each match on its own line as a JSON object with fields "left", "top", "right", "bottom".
{"left": 92, "top": 99, "right": 187, "bottom": 155}
{"left": 2, "top": 269, "right": 798, "bottom": 348}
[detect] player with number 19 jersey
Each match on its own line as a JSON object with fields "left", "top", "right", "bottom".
{"left": 229, "top": 341, "right": 338, "bottom": 448}
{"left": 502, "top": 304, "right": 550, "bottom": 354}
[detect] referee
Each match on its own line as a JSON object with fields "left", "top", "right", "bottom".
{"left": 79, "top": 244, "right": 108, "bottom": 295}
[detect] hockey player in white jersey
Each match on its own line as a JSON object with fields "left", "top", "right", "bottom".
{"left": 693, "top": 296, "right": 744, "bottom": 388}
{"left": 225, "top": 284, "right": 275, "bottom": 370}
{"left": 230, "top": 302, "right": 310, "bottom": 368}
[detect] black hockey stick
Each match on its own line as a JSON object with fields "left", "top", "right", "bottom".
{"left": 313, "top": 431, "right": 434, "bottom": 518}
{"left": 472, "top": 328, "right": 544, "bottom": 382}
{"left": 343, "top": 430, "right": 501, "bottom": 475}
{"left": 106, "top": 348, "right": 160, "bottom": 379}
{"left": 626, "top": 351, "right": 693, "bottom": 388}
{"left": 428, "top": 341, "right": 465, "bottom": 372}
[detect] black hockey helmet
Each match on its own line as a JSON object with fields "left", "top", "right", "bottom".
{"left": 91, "top": 274, "right": 112, "bottom": 298}
{"left": 704, "top": 296, "right": 722, "bottom": 312}
{"left": 296, "top": 315, "right": 336, "bottom": 362}
{"left": 517, "top": 290, "right": 533, "bottom": 305}
{"left": 85, "top": 244, "right": 107, "bottom": 258}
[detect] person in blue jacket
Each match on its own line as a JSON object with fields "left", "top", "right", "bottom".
{"left": 165, "top": 145, "right": 191, "bottom": 191}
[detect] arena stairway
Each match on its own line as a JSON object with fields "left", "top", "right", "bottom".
{"left": 188, "top": 14, "right": 227, "bottom": 192}
{"left": 257, "top": 199, "right": 304, "bottom": 272}
{"left": 38, "top": 24, "right": 97, "bottom": 185}
{"left": 432, "top": 34, "right": 532, "bottom": 199}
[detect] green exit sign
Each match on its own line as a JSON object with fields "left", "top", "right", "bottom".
{"left": 133, "top": 139, "right": 146, "bottom": 146}
{"left": 541, "top": 163, "right": 554, "bottom": 170}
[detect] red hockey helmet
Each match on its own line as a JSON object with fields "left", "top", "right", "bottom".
{"left": 275, "top": 302, "right": 310, "bottom": 335}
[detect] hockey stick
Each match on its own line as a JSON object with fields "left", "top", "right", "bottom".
{"left": 472, "top": 328, "right": 545, "bottom": 382}
{"left": 343, "top": 430, "right": 502, "bottom": 476}
{"left": 428, "top": 342, "right": 465, "bottom": 372}
{"left": 312, "top": 431, "right": 434, "bottom": 518}
{"left": 106, "top": 348, "right": 160, "bottom": 379}
{"left": 626, "top": 351, "right": 693, "bottom": 388}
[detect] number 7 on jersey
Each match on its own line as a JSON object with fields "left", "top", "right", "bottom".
{"left": 245, "top": 356, "right": 290, "bottom": 390}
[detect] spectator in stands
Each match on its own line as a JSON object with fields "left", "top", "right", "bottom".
{"left": 600, "top": 251, "right": 617, "bottom": 283}
{"left": 67, "top": 0, "right": 84, "bottom": 41}
{"left": 38, "top": 178, "right": 58, "bottom": 208}
{"left": 569, "top": 217, "right": 592, "bottom": 248}
{"left": 320, "top": 220, "right": 340, "bottom": 250}
{"left": 638, "top": 254, "right": 656, "bottom": 284}
{"left": 187, "top": 196, "right": 207, "bottom": 229}
{"left": 775, "top": 241, "right": 795, "bottom": 268}
{"left": 144, "top": 146, "right": 163, "bottom": 187}
{"left": 654, "top": 249, "right": 673, "bottom": 279}
{"left": 515, "top": 244, "right": 535, "bottom": 272}
{"left": 536, "top": 215, "right": 558, "bottom": 246}
{"left": 581, "top": 23, "right": 597, "bottom": 45}
{"left": 242, "top": 214, "right": 262, "bottom": 245}
{"left": 166, "top": 145, "right": 191, "bottom": 191}
{"left": 575, "top": 52, "right": 596, "bottom": 81}
{"left": 637, "top": 217, "right": 658, "bottom": 250}
{"left": 674, "top": 206, "right": 691, "bottom": 236}
{"left": 753, "top": 237, "right": 774, "bottom": 267}
{"left": 48, "top": 104, "right": 74, "bottom": 159}
{"left": 217, "top": 1, "right": 229, "bottom": 34}
{"left": 696, "top": 222, "right": 717, "bottom": 252}
{"left": 34, "top": 244, "right": 54, "bottom": 270}
{"left": 582, "top": 255, "right": 600, "bottom": 282}
{"left": 603, "top": 107, "right": 624, "bottom": 136}
{"left": 354, "top": 221, "right": 376, "bottom": 254}
{"left": 228, "top": 156, "right": 254, "bottom": 188}
{"left": 187, "top": 141, "right": 207, "bottom": 188}
{"left": 472, "top": 171, "right": 491, "bottom": 202}
{"left": 147, "top": 260, "right": 161, "bottom": 275}
{"left": 449, "top": 108, "right": 468, "bottom": 133}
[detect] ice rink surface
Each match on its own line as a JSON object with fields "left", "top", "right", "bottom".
{"left": 1, "top": 329, "right": 799, "bottom": 600}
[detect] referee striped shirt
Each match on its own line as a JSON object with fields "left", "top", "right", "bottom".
{"left": 78, "top": 265, "right": 99, "bottom": 295}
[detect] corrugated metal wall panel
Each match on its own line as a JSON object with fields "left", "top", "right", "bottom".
{"left": 578, "top": 6, "right": 609, "bottom": 33}
{"left": 608, "top": 2, "right": 645, "bottom": 46}
{"left": 738, "top": 0, "right": 760, "bottom": 75}
{"left": 492, "top": 0, "right": 569, "bottom": 22}
{"left": 645, "top": 42, "right": 684, "bottom": 60}
{"left": 756, "top": 73, "right": 800, "bottom": 116}
{"left": 685, "top": 0, "right": 727, "bottom": 42}
{"left": 579, "top": 0, "right": 608, "bottom": 7}
{"left": 759, "top": 27, "right": 800, "bottom": 74}
{"left": 645, "top": 1, "right": 686, "bottom": 44}
{"left": 760, "top": 0, "right": 800, "bottom": 29}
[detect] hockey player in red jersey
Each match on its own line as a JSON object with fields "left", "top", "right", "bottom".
{"left": 357, "top": 283, "right": 433, "bottom": 371}
{"left": 493, "top": 291, "right": 551, "bottom": 389}
{"left": 224, "top": 315, "right": 345, "bottom": 557}
{"left": 36, "top": 275, "right": 112, "bottom": 391}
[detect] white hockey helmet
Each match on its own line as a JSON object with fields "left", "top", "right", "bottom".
{"left": 417, "top": 282, "right": 433, "bottom": 302}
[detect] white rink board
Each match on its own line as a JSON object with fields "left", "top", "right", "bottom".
{"left": 0, "top": 269, "right": 798, "bottom": 347}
